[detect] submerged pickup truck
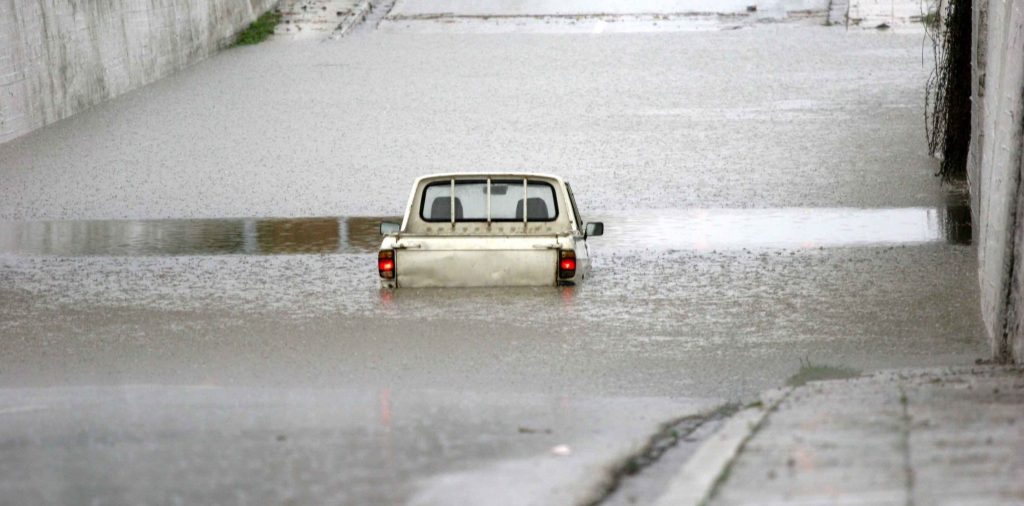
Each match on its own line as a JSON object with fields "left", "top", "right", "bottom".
{"left": 377, "top": 173, "right": 603, "bottom": 288}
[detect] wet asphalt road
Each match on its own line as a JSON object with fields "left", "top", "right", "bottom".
{"left": 0, "top": 14, "right": 987, "bottom": 506}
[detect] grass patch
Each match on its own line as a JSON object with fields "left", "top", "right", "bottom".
{"left": 235, "top": 10, "right": 282, "bottom": 46}
{"left": 785, "top": 357, "right": 861, "bottom": 387}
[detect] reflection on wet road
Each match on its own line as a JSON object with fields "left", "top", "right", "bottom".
{"left": 0, "top": 206, "right": 971, "bottom": 257}
{"left": 601, "top": 207, "right": 971, "bottom": 249}
{"left": 0, "top": 216, "right": 391, "bottom": 256}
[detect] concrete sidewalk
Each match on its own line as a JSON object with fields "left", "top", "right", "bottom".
{"left": 658, "top": 366, "right": 1024, "bottom": 506}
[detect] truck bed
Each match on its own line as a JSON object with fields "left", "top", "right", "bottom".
{"left": 393, "top": 235, "right": 561, "bottom": 288}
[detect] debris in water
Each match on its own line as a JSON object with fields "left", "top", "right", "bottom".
{"left": 550, "top": 444, "right": 571, "bottom": 456}
{"left": 518, "top": 426, "right": 552, "bottom": 434}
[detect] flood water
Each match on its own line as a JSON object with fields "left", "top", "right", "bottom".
{"left": 0, "top": 206, "right": 970, "bottom": 257}
{"left": 0, "top": 19, "right": 988, "bottom": 506}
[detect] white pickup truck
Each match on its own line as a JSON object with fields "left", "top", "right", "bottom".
{"left": 377, "top": 173, "right": 603, "bottom": 288}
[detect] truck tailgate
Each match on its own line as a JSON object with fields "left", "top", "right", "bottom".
{"left": 394, "top": 236, "right": 560, "bottom": 288}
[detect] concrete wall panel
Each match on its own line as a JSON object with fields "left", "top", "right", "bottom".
{"left": 966, "top": 0, "right": 986, "bottom": 220}
{"left": 0, "top": 0, "right": 278, "bottom": 144}
{"left": 975, "top": 0, "right": 1024, "bottom": 362}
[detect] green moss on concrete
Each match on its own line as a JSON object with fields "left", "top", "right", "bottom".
{"left": 786, "top": 358, "right": 861, "bottom": 387}
{"left": 235, "top": 11, "right": 282, "bottom": 46}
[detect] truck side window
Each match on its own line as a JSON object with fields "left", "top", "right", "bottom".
{"left": 566, "top": 183, "right": 583, "bottom": 231}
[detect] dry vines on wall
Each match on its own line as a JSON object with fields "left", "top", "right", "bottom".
{"left": 925, "top": 0, "right": 973, "bottom": 182}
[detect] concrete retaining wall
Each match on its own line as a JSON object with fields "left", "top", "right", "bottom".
{"left": 971, "top": 0, "right": 1024, "bottom": 362}
{"left": 0, "top": 0, "right": 278, "bottom": 145}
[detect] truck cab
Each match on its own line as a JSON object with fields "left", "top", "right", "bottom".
{"left": 377, "top": 173, "right": 603, "bottom": 288}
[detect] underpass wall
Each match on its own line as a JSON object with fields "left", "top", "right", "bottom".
{"left": 0, "top": 0, "right": 278, "bottom": 145}
{"left": 972, "top": 0, "right": 1024, "bottom": 362}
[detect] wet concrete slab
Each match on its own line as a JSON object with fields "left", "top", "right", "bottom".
{"left": 706, "top": 367, "right": 1024, "bottom": 506}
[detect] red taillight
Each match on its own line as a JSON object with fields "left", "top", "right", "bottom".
{"left": 378, "top": 250, "right": 395, "bottom": 279}
{"left": 558, "top": 250, "right": 576, "bottom": 279}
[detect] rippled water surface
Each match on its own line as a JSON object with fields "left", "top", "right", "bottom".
{"left": 0, "top": 19, "right": 986, "bottom": 506}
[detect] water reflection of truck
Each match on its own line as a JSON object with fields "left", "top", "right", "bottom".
{"left": 377, "top": 173, "right": 603, "bottom": 288}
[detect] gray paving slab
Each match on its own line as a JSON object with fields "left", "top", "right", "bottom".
{"left": 704, "top": 366, "right": 1024, "bottom": 506}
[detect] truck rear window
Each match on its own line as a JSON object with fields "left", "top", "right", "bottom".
{"left": 420, "top": 180, "right": 558, "bottom": 222}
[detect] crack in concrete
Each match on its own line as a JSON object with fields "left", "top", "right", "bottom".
{"left": 1006, "top": 83, "right": 1024, "bottom": 363}
{"left": 898, "top": 386, "right": 915, "bottom": 506}
{"left": 586, "top": 403, "right": 740, "bottom": 506}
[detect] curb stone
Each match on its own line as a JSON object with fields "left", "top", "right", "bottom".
{"left": 652, "top": 388, "right": 793, "bottom": 506}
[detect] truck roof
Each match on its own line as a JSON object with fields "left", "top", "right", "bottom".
{"left": 413, "top": 172, "right": 565, "bottom": 186}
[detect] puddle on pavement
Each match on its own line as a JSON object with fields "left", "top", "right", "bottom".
{"left": 0, "top": 207, "right": 970, "bottom": 257}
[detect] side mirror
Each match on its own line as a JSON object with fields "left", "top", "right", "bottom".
{"left": 585, "top": 222, "right": 604, "bottom": 238}
{"left": 379, "top": 222, "right": 400, "bottom": 235}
